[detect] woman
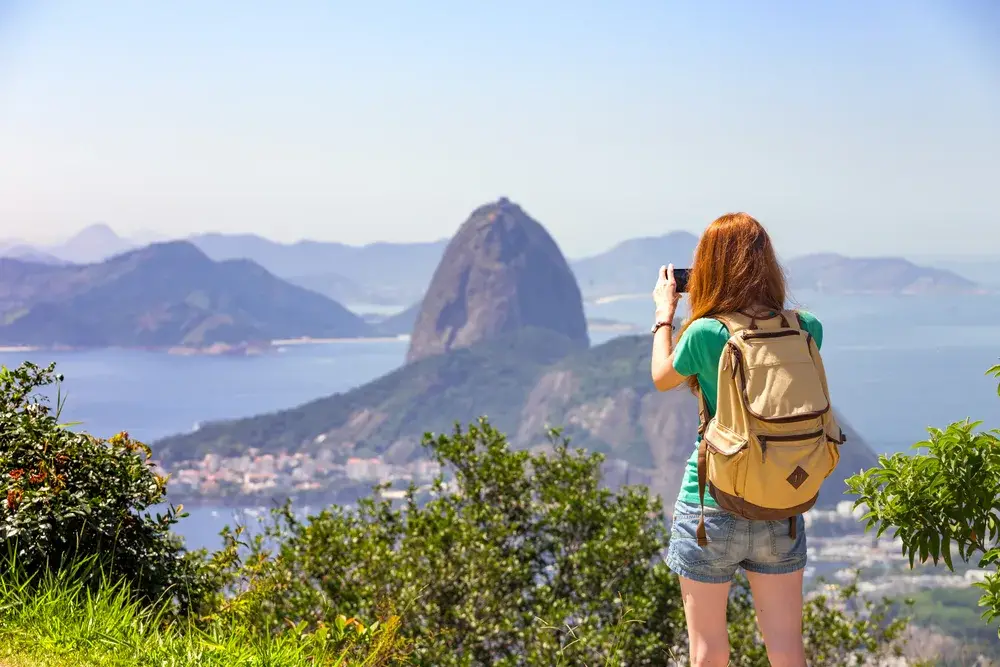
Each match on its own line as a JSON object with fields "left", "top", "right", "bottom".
{"left": 650, "top": 212, "right": 821, "bottom": 667}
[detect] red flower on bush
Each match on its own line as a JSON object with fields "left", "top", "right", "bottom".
{"left": 29, "top": 469, "right": 47, "bottom": 485}
{"left": 8, "top": 469, "right": 24, "bottom": 481}
{"left": 6, "top": 489, "right": 23, "bottom": 511}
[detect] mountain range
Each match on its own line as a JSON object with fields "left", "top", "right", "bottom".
{"left": 2, "top": 206, "right": 990, "bottom": 349}
{"left": 3, "top": 222, "right": 987, "bottom": 311}
{"left": 1, "top": 226, "right": 449, "bottom": 306}
{"left": 0, "top": 241, "right": 372, "bottom": 348}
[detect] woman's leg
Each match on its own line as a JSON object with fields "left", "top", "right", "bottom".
{"left": 679, "top": 575, "right": 732, "bottom": 666}
{"left": 745, "top": 569, "right": 806, "bottom": 667}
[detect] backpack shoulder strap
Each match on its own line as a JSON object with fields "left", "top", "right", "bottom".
{"left": 787, "top": 309, "right": 805, "bottom": 330}
{"left": 693, "top": 314, "right": 738, "bottom": 435}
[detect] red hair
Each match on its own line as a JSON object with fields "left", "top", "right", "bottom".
{"left": 677, "top": 212, "right": 787, "bottom": 392}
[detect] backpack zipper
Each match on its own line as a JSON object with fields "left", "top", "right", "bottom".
{"left": 758, "top": 429, "right": 826, "bottom": 463}
{"left": 741, "top": 330, "right": 801, "bottom": 340}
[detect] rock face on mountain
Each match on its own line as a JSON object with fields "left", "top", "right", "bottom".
{"left": 406, "top": 198, "right": 589, "bottom": 363}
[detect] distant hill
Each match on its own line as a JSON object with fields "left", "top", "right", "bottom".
{"left": 8, "top": 227, "right": 448, "bottom": 305}
{"left": 0, "top": 245, "right": 70, "bottom": 265}
{"left": 787, "top": 254, "right": 981, "bottom": 294}
{"left": 367, "top": 303, "right": 420, "bottom": 336}
{"left": 45, "top": 223, "right": 137, "bottom": 264}
{"left": 407, "top": 198, "right": 589, "bottom": 363}
{"left": 0, "top": 241, "right": 373, "bottom": 348}
{"left": 188, "top": 233, "right": 449, "bottom": 306}
{"left": 26, "top": 222, "right": 983, "bottom": 306}
{"left": 907, "top": 254, "right": 1000, "bottom": 289}
{"left": 570, "top": 232, "right": 699, "bottom": 298}
{"left": 152, "top": 329, "right": 877, "bottom": 511}
{"left": 5, "top": 224, "right": 152, "bottom": 265}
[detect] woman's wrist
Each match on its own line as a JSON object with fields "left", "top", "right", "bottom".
{"left": 654, "top": 308, "right": 675, "bottom": 323}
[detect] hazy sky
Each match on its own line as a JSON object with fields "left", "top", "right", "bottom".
{"left": 1, "top": 1, "right": 997, "bottom": 257}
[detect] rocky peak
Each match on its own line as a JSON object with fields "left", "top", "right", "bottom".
{"left": 406, "top": 198, "right": 589, "bottom": 363}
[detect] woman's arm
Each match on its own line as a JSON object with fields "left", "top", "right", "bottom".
{"left": 651, "top": 321, "right": 688, "bottom": 391}
{"left": 650, "top": 264, "right": 689, "bottom": 392}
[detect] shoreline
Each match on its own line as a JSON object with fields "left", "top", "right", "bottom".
{"left": 0, "top": 335, "right": 411, "bottom": 357}
{"left": 272, "top": 335, "right": 408, "bottom": 346}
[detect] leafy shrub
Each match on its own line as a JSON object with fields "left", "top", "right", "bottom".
{"left": 225, "top": 419, "right": 685, "bottom": 665}
{"left": 0, "top": 361, "right": 200, "bottom": 609}
{"left": 0, "top": 360, "right": 920, "bottom": 664}
{"left": 847, "top": 362, "right": 1000, "bottom": 641}
{"left": 213, "top": 418, "right": 913, "bottom": 666}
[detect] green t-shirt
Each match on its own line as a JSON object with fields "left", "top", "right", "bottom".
{"left": 671, "top": 311, "right": 824, "bottom": 508}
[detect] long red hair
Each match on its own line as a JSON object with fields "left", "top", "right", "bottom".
{"left": 677, "top": 212, "right": 788, "bottom": 392}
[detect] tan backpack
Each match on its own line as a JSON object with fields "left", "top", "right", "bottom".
{"left": 694, "top": 309, "right": 845, "bottom": 546}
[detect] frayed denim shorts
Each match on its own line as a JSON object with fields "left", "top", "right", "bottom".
{"left": 664, "top": 499, "right": 807, "bottom": 584}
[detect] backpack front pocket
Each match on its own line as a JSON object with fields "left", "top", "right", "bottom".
{"left": 732, "top": 334, "right": 831, "bottom": 423}
{"left": 741, "top": 430, "right": 832, "bottom": 511}
{"left": 704, "top": 420, "right": 748, "bottom": 499}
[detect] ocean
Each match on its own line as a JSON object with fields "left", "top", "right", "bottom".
{"left": 2, "top": 291, "right": 998, "bottom": 551}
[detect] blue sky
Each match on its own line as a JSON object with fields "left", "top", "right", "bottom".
{"left": 0, "top": 0, "right": 997, "bottom": 257}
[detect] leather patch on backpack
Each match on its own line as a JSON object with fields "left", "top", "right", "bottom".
{"left": 786, "top": 466, "right": 809, "bottom": 490}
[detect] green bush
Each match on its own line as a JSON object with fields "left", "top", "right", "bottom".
{"left": 847, "top": 362, "right": 1000, "bottom": 641}
{"left": 217, "top": 418, "right": 913, "bottom": 666}
{"left": 0, "top": 361, "right": 200, "bottom": 610}
{"left": 228, "top": 419, "right": 685, "bottom": 665}
{"left": 0, "top": 361, "right": 920, "bottom": 664}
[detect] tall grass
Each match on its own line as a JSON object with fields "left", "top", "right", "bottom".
{"left": 0, "top": 561, "right": 408, "bottom": 667}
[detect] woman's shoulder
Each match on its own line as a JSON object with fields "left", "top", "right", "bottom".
{"left": 680, "top": 317, "right": 731, "bottom": 344}
{"left": 792, "top": 309, "right": 824, "bottom": 345}
{"left": 686, "top": 317, "right": 731, "bottom": 334}
{"left": 792, "top": 309, "right": 822, "bottom": 329}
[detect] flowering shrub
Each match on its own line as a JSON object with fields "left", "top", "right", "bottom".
{"left": 0, "top": 361, "right": 199, "bottom": 608}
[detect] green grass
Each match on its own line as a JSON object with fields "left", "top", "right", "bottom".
{"left": 0, "top": 566, "right": 407, "bottom": 667}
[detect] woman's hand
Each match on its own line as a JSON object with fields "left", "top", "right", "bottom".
{"left": 652, "top": 264, "right": 680, "bottom": 322}
{"left": 650, "top": 263, "right": 687, "bottom": 391}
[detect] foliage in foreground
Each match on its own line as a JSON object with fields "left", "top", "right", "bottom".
{"left": 218, "top": 419, "right": 913, "bottom": 666}
{"left": 0, "top": 559, "right": 409, "bottom": 667}
{"left": 223, "top": 420, "right": 685, "bottom": 665}
{"left": 0, "top": 362, "right": 206, "bottom": 611}
{"left": 0, "top": 360, "right": 917, "bottom": 665}
{"left": 847, "top": 362, "right": 1000, "bottom": 640}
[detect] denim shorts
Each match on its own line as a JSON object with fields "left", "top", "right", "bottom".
{"left": 664, "top": 499, "right": 807, "bottom": 584}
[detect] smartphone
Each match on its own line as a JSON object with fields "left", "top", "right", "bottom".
{"left": 669, "top": 267, "right": 691, "bottom": 293}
